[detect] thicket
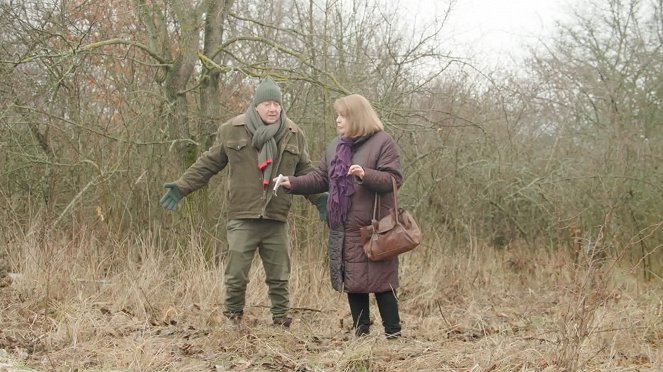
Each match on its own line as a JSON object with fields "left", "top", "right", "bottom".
{"left": 0, "top": 0, "right": 661, "bottom": 278}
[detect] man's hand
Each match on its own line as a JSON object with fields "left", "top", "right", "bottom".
{"left": 314, "top": 193, "right": 328, "bottom": 222}
{"left": 160, "top": 183, "right": 183, "bottom": 210}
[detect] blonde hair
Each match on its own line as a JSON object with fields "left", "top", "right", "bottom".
{"left": 333, "top": 94, "right": 384, "bottom": 137}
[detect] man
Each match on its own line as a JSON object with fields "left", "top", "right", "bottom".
{"left": 160, "top": 77, "right": 327, "bottom": 327}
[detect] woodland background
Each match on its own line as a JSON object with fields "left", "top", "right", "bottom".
{"left": 0, "top": 0, "right": 661, "bottom": 371}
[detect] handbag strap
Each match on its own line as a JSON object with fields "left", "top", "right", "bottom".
{"left": 371, "top": 176, "right": 399, "bottom": 220}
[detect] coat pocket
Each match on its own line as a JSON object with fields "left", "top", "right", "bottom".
{"left": 279, "top": 143, "right": 301, "bottom": 172}
{"left": 226, "top": 139, "right": 248, "bottom": 151}
{"left": 224, "top": 139, "right": 250, "bottom": 164}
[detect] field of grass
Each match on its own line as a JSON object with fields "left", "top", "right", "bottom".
{"left": 0, "top": 228, "right": 661, "bottom": 371}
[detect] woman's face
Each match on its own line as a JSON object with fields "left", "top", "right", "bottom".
{"left": 336, "top": 113, "right": 349, "bottom": 136}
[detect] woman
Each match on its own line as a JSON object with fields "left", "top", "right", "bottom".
{"left": 277, "top": 94, "right": 403, "bottom": 338}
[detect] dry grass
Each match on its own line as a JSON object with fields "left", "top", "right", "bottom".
{"left": 0, "top": 226, "right": 661, "bottom": 371}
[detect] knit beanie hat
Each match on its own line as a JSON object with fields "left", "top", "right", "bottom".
{"left": 253, "top": 77, "right": 282, "bottom": 106}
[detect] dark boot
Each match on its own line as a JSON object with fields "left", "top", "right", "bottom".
{"left": 347, "top": 293, "right": 371, "bottom": 336}
{"left": 376, "top": 290, "right": 401, "bottom": 338}
{"left": 273, "top": 316, "right": 292, "bottom": 328}
{"left": 355, "top": 324, "right": 370, "bottom": 336}
{"left": 223, "top": 311, "right": 243, "bottom": 325}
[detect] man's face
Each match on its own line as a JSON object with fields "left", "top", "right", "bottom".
{"left": 256, "top": 100, "right": 282, "bottom": 124}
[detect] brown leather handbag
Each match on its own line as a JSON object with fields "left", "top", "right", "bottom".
{"left": 360, "top": 177, "right": 422, "bottom": 261}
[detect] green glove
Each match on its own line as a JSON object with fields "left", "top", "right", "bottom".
{"left": 314, "top": 193, "right": 328, "bottom": 222}
{"left": 160, "top": 183, "right": 183, "bottom": 210}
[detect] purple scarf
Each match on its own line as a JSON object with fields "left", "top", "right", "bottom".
{"left": 328, "top": 136, "right": 356, "bottom": 227}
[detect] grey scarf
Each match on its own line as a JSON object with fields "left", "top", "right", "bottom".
{"left": 245, "top": 107, "right": 288, "bottom": 187}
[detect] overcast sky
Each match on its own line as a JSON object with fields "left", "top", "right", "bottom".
{"left": 403, "top": 0, "right": 569, "bottom": 66}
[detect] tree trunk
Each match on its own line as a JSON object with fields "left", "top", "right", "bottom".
{"left": 200, "top": 0, "right": 233, "bottom": 149}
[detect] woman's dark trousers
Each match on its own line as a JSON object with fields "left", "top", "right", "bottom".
{"left": 347, "top": 291, "right": 401, "bottom": 337}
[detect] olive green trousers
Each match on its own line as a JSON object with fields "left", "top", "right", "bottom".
{"left": 224, "top": 219, "right": 291, "bottom": 318}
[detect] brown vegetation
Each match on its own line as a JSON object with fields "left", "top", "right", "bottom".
{"left": 1, "top": 0, "right": 662, "bottom": 370}
{"left": 0, "top": 227, "right": 661, "bottom": 371}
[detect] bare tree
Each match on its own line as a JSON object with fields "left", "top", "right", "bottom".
{"left": 524, "top": 0, "right": 663, "bottom": 274}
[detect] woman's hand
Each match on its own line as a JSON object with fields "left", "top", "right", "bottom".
{"left": 273, "top": 175, "right": 291, "bottom": 189}
{"left": 347, "top": 164, "right": 365, "bottom": 179}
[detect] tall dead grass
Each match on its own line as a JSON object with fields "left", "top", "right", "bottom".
{"left": 0, "top": 221, "right": 661, "bottom": 371}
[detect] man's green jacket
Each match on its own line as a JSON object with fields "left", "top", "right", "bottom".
{"left": 172, "top": 113, "right": 321, "bottom": 221}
